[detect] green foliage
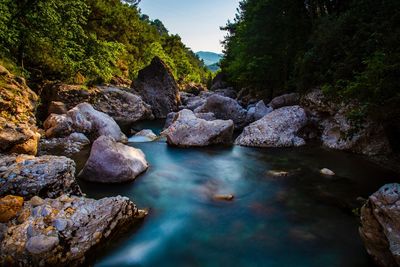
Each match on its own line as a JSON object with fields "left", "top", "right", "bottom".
{"left": 0, "top": 0, "right": 209, "bottom": 85}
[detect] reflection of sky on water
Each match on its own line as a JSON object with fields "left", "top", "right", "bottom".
{"left": 78, "top": 132, "right": 398, "bottom": 267}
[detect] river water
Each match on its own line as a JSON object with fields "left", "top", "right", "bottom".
{"left": 76, "top": 121, "right": 397, "bottom": 267}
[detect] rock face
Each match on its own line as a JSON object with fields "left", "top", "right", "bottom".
{"left": 162, "top": 109, "right": 234, "bottom": 147}
{"left": 94, "top": 86, "right": 154, "bottom": 127}
{"left": 0, "top": 195, "right": 147, "bottom": 266}
{"left": 360, "top": 184, "right": 400, "bottom": 267}
{"left": 301, "top": 89, "right": 391, "bottom": 156}
{"left": 39, "top": 133, "right": 90, "bottom": 156}
{"left": 134, "top": 57, "right": 181, "bottom": 118}
{"left": 0, "top": 65, "right": 40, "bottom": 155}
{"left": 268, "top": 93, "right": 300, "bottom": 109}
{"left": 79, "top": 136, "right": 148, "bottom": 183}
{"left": 195, "top": 94, "right": 248, "bottom": 130}
{"left": 44, "top": 103, "right": 127, "bottom": 143}
{"left": 235, "top": 106, "right": 308, "bottom": 147}
{"left": 39, "top": 83, "right": 153, "bottom": 129}
{"left": 0, "top": 154, "right": 81, "bottom": 199}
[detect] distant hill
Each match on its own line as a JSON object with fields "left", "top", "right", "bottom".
{"left": 196, "top": 51, "right": 223, "bottom": 72}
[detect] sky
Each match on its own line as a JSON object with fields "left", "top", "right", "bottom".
{"left": 139, "top": 0, "right": 240, "bottom": 53}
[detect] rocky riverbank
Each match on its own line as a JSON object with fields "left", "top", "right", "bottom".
{"left": 0, "top": 56, "right": 399, "bottom": 266}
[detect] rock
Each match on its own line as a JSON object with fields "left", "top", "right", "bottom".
{"left": 39, "top": 132, "right": 90, "bottom": 156}
{"left": 44, "top": 103, "right": 127, "bottom": 143}
{"left": 134, "top": 57, "right": 181, "bottom": 118}
{"left": 183, "top": 83, "right": 207, "bottom": 95}
{"left": 266, "top": 170, "right": 289, "bottom": 177}
{"left": 162, "top": 109, "right": 234, "bottom": 147}
{"left": 269, "top": 93, "right": 300, "bottom": 109}
{"left": 195, "top": 94, "right": 248, "bottom": 130}
{"left": 210, "top": 72, "right": 228, "bottom": 90}
{"left": 301, "top": 89, "right": 391, "bottom": 156}
{"left": 320, "top": 168, "right": 335, "bottom": 176}
{"left": 359, "top": 184, "right": 400, "bottom": 267}
{"left": 181, "top": 95, "right": 207, "bottom": 111}
{"left": 235, "top": 106, "right": 308, "bottom": 147}
{"left": 0, "top": 195, "right": 146, "bottom": 266}
{"left": 164, "top": 112, "right": 216, "bottom": 129}
{"left": 94, "top": 86, "right": 154, "bottom": 127}
{"left": 246, "top": 100, "right": 273, "bottom": 122}
{"left": 0, "top": 154, "right": 82, "bottom": 199}
{"left": 48, "top": 101, "right": 68, "bottom": 115}
{"left": 26, "top": 235, "right": 59, "bottom": 254}
{"left": 213, "top": 194, "right": 234, "bottom": 201}
{"left": 0, "top": 195, "right": 24, "bottom": 223}
{"left": 135, "top": 129, "right": 157, "bottom": 140}
{"left": 30, "top": 196, "right": 44, "bottom": 207}
{"left": 78, "top": 136, "right": 149, "bottom": 183}
{"left": 109, "top": 75, "right": 132, "bottom": 88}
{"left": 214, "top": 88, "right": 237, "bottom": 99}
{"left": 0, "top": 65, "right": 40, "bottom": 155}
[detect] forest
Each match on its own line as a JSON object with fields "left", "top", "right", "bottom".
{"left": 0, "top": 0, "right": 211, "bottom": 85}
{"left": 221, "top": 0, "right": 400, "bottom": 132}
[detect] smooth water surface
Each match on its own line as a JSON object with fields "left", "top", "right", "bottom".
{"left": 77, "top": 123, "right": 398, "bottom": 267}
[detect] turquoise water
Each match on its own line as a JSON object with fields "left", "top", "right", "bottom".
{"left": 76, "top": 122, "right": 397, "bottom": 267}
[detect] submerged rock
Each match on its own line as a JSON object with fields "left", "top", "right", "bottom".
{"left": 360, "top": 184, "right": 400, "bottom": 267}
{"left": 213, "top": 194, "right": 235, "bottom": 201}
{"left": 0, "top": 154, "right": 81, "bottom": 199}
{"left": 79, "top": 136, "right": 149, "bottom": 183}
{"left": 134, "top": 130, "right": 157, "bottom": 141}
{"left": 162, "top": 109, "right": 234, "bottom": 147}
{"left": 134, "top": 57, "right": 181, "bottom": 118}
{"left": 195, "top": 94, "right": 248, "bottom": 129}
{"left": 235, "top": 106, "right": 308, "bottom": 147}
{"left": 44, "top": 103, "right": 127, "bottom": 143}
{"left": 0, "top": 195, "right": 147, "bottom": 266}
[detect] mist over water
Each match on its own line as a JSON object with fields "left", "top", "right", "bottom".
{"left": 76, "top": 122, "right": 396, "bottom": 267}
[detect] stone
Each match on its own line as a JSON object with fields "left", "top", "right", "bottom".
{"left": 30, "top": 196, "right": 44, "bottom": 207}
{"left": 195, "top": 94, "right": 248, "bottom": 130}
{"left": 246, "top": 100, "right": 273, "bottom": 123}
{"left": 266, "top": 170, "right": 289, "bottom": 177}
{"left": 183, "top": 83, "right": 207, "bottom": 95}
{"left": 79, "top": 136, "right": 149, "bottom": 183}
{"left": 0, "top": 65, "right": 40, "bottom": 155}
{"left": 26, "top": 235, "right": 59, "bottom": 254}
{"left": 213, "top": 194, "right": 234, "bottom": 201}
{"left": 0, "top": 195, "right": 146, "bottom": 266}
{"left": 162, "top": 109, "right": 234, "bottom": 147}
{"left": 0, "top": 195, "right": 24, "bottom": 223}
{"left": 235, "top": 106, "right": 308, "bottom": 147}
{"left": 48, "top": 101, "right": 68, "bottom": 115}
{"left": 320, "top": 168, "right": 335, "bottom": 176}
{"left": 39, "top": 132, "right": 90, "bottom": 156}
{"left": 359, "top": 184, "right": 400, "bottom": 267}
{"left": 134, "top": 57, "right": 181, "bottom": 118}
{"left": 43, "top": 103, "right": 127, "bottom": 143}
{"left": 135, "top": 130, "right": 157, "bottom": 140}
{"left": 164, "top": 112, "right": 216, "bottom": 129}
{"left": 214, "top": 88, "right": 237, "bottom": 99}
{"left": 268, "top": 93, "right": 300, "bottom": 109}
{"left": 0, "top": 154, "right": 82, "bottom": 199}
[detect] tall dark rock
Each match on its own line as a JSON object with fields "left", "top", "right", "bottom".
{"left": 134, "top": 57, "right": 181, "bottom": 118}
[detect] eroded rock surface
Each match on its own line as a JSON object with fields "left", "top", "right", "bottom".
{"left": 0, "top": 195, "right": 147, "bottom": 266}
{"left": 0, "top": 154, "right": 81, "bottom": 199}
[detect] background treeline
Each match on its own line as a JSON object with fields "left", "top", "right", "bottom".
{"left": 221, "top": 0, "right": 400, "bottom": 122}
{"left": 0, "top": 0, "right": 211, "bottom": 85}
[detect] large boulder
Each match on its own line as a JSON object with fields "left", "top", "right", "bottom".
{"left": 301, "top": 89, "right": 391, "bottom": 156}
{"left": 78, "top": 136, "right": 148, "bottom": 183}
{"left": 164, "top": 111, "right": 216, "bottom": 129}
{"left": 0, "top": 154, "right": 81, "bottom": 199}
{"left": 195, "top": 94, "right": 248, "bottom": 130}
{"left": 235, "top": 106, "right": 308, "bottom": 147}
{"left": 93, "top": 86, "right": 154, "bottom": 127}
{"left": 134, "top": 57, "right": 181, "bottom": 118}
{"left": 39, "top": 83, "right": 153, "bottom": 129}
{"left": 359, "top": 184, "right": 400, "bottom": 267}
{"left": 0, "top": 195, "right": 147, "bottom": 266}
{"left": 43, "top": 103, "right": 127, "bottom": 143}
{"left": 162, "top": 109, "right": 234, "bottom": 147}
{"left": 269, "top": 93, "right": 300, "bottom": 109}
{"left": 0, "top": 65, "right": 40, "bottom": 155}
